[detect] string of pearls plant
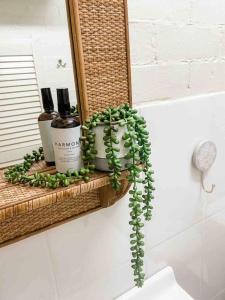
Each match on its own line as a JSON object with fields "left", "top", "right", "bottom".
{"left": 5, "top": 147, "right": 94, "bottom": 188}
{"left": 4, "top": 104, "right": 154, "bottom": 288}
{"left": 81, "top": 104, "right": 155, "bottom": 287}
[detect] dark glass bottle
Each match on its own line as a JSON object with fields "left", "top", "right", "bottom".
{"left": 51, "top": 88, "right": 81, "bottom": 173}
{"left": 38, "top": 88, "right": 58, "bottom": 166}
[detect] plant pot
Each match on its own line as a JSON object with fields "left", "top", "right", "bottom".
{"left": 93, "top": 122, "right": 129, "bottom": 171}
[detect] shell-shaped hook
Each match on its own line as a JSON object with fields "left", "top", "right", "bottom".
{"left": 192, "top": 141, "right": 217, "bottom": 194}
{"left": 201, "top": 173, "right": 215, "bottom": 194}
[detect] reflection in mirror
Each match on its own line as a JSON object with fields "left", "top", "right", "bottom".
{"left": 0, "top": 0, "right": 77, "bottom": 167}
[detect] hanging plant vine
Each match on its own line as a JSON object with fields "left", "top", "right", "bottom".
{"left": 81, "top": 104, "right": 155, "bottom": 287}
{"left": 4, "top": 104, "right": 154, "bottom": 288}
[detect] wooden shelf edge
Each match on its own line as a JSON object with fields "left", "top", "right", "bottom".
{"left": 0, "top": 206, "right": 102, "bottom": 249}
{"left": 0, "top": 170, "right": 130, "bottom": 223}
{"left": 0, "top": 170, "right": 130, "bottom": 247}
{"left": 99, "top": 179, "right": 131, "bottom": 208}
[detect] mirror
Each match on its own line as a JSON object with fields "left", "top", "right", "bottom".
{"left": 0, "top": 0, "right": 78, "bottom": 167}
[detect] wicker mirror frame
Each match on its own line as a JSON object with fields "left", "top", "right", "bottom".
{"left": 0, "top": 0, "right": 132, "bottom": 246}
{"left": 66, "top": 0, "right": 132, "bottom": 204}
{"left": 67, "top": 0, "right": 132, "bottom": 121}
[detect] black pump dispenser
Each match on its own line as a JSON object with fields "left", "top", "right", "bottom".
{"left": 41, "top": 88, "right": 54, "bottom": 112}
{"left": 57, "top": 88, "right": 71, "bottom": 116}
{"left": 38, "top": 88, "right": 58, "bottom": 166}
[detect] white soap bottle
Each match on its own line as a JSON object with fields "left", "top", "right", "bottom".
{"left": 51, "top": 88, "right": 82, "bottom": 173}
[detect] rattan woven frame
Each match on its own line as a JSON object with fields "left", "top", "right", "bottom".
{"left": 68, "top": 0, "right": 132, "bottom": 120}
{"left": 0, "top": 0, "right": 132, "bottom": 246}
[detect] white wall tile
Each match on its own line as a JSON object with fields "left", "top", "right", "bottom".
{"left": 219, "top": 29, "right": 225, "bottom": 58}
{"left": 0, "top": 233, "right": 58, "bottom": 300}
{"left": 138, "top": 96, "right": 212, "bottom": 247}
{"left": 205, "top": 94, "right": 225, "bottom": 217}
{"left": 145, "top": 222, "right": 202, "bottom": 300}
{"left": 132, "top": 63, "right": 189, "bottom": 103}
{"left": 212, "top": 291, "right": 225, "bottom": 300}
{"left": 46, "top": 199, "right": 131, "bottom": 300}
{"left": 201, "top": 210, "right": 225, "bottom": 300}
{"left": 73, "top": 262, "right": 133, "bottom": 300}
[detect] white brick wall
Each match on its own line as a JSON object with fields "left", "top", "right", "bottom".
{"left": 128, "top": 0, "right": 190, "bottom": 23}
{"left": 128, "top": 0, "right": 225, "bottom": 104}
{"left": 132, "top": 64, "right": 189, "bottom": 102}
{"left": 191, "top": 0, "right": 225, "bottom": 25}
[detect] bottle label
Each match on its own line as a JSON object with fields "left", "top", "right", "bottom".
{"left": 51, "top": 127, "right": 82, "bottom": 173}
{"left": 38, "top": 120, "right": 55, "bottom": 163}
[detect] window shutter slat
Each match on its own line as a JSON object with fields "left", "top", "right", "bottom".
{"left": 0, "top": 112, "right": 41, "bottom": 124}
{"left": 0, "top": 129, "right": 40, "bottom": 142}
{"left": 0, "top": 68, "right": 35, "bottom": 75}
{"left": 0, "top": 55, "right": 33, "bottom": 62}
{"left": 0, "top": 73, "right": 36, "bottom": 81}
{"left": 0, "top": 102, "right": 41, "bottom": 112}
{"left": 0, "top": 139, "right": 41, "bottom": 152}
{"left": 0, "top": 96, "right": 40, "bottom": 106}
{"left": 0, "top": 48, "right": 42, "bottom": 166}
{"left": 0, "top": 79, "right": 37, "bottom": 88}
{"left": 0, "top": 84, "right": 38, "bottom": 94}
{"left": 0, "top": 90, "right": 39, "bottom": 100}
{"left": 0, "top": 62, "right": 34, "bottom": 69}
{"left": 0, "top": 124, "right": 39, "bottom": 136}
{"left": 0, "top": 107, "right": 41, "bottom": 118}
{"left": 0, "top": 119, "right": 38, "bottom": 130}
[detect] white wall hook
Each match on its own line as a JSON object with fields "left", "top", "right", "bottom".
{"left": 192, "top": 141, "right": 217, "bottom": 194}
{"left": 201, "top": 173, "right": 215, "bottom": 194}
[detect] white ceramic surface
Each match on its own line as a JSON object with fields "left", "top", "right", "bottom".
{"left": 117, "top": 267, "right": 194, "bottom": 300}
{"left": 0, "top": 233, "right": 58, "bottom": 300}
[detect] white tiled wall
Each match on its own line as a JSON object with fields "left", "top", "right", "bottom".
{"left": 0, "top": 0, "right": 77, "bottom": 107}
{"left": 1, "top": 1, "right": 225, "bottom": 300}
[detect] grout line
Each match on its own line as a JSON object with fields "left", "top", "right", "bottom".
{"left": 131, "top": 57, "right": 225, "bottom": 67}
{"left": 146, "top": 194, "right": 225, "bottom": 253}
{"left": 133, "top": 90, "right": 225, "bottom": 108}
{"left": 129, "top": 19, "right": 225, "bottom": 28}
{"left": 211, "top": 287, "right": 225, "bottom": 300}
{"left": 187, "top": 61, "right": 191, "bottom": 89}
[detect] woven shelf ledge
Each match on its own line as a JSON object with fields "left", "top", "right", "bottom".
{"left": 0, "top": 161, "right": 130, "bottom": 246}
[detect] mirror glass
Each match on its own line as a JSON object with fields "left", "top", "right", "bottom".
{"left": 0, "top": 0, "right": 77, "bottom": 167}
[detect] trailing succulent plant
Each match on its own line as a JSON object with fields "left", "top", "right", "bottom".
{"left": 5, "top": 147, "right": 94, "bottom": 188}
{"left": 4, "top": 103, "right": 154, "bottom": 288}
{"left": 81, "top": 103, "right": 155, "bottom": 287}
{"left": 70, "top": 104, "right": 79, "bottom": 118}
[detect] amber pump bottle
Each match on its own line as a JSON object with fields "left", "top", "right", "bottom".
{"left": 38, "top": 88, "right": 59, "bottom": 166}
{"left": 51, "top": 88, "right": 82, "bottom": 173}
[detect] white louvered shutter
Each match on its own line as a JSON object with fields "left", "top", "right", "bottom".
{"left": 0, "top": 42, "right": 42, "bottom": 168}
